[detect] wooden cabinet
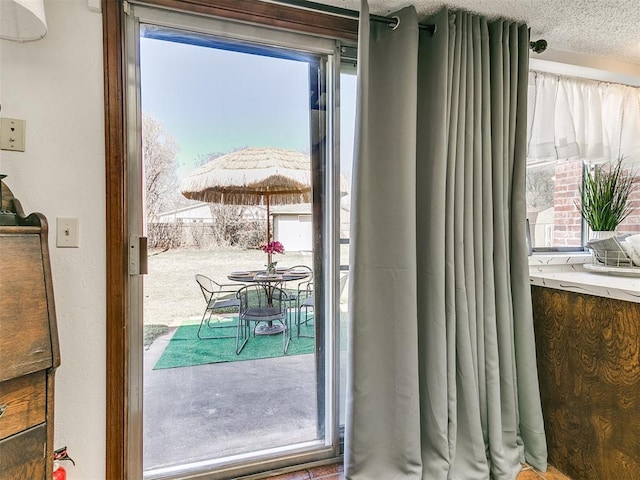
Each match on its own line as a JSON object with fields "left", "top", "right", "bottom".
{"left": 532, "top": 285, "right": 640, "bottom": 480}
{"left": 0, "top": 193, "right": 60, "bottom": 479}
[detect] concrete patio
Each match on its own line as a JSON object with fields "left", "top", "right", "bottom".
{"left": 143, "top": 324, "right": 321, "bottom": 473}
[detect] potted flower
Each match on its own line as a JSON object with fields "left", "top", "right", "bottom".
{"left": 577, "top": 157, "right": 636, "bottom": 238}
{"left": 260, "top": 240, "right": 285, "bottom": 274}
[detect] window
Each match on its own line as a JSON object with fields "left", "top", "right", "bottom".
{"left": 123, "top": 4, "right": 356, "bottom": 479}
{"left": 526, "top": 70, "right": 640, "bottom": 250}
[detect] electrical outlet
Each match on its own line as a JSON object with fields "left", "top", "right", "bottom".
{"left": 0, "top": 117, "right": 26, "bottom": 152}
{"left": 56, "top": 218, "right": 79, "bottom": 248}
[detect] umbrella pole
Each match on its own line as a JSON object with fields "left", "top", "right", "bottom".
{"left": 266, "top": 191, "right": 271, "bottom": 245}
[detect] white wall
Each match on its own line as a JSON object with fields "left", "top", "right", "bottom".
{"left": 531, "top": 48, "right": 640, "bottom": 87}
{"left": 273, "top": 214, "right": 312, "bottom": 251}
{"left": 0, "top": 1, "right": 106, "bottom": 478}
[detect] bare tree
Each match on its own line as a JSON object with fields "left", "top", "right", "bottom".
{"left": 526, "top": 164, "right": 555, "bottom": 223}
{"left": 142, "top": 113, "right": 180, "bottom": 221}
{"left": 189, "top": 147, "right": 263, "bottom": 248}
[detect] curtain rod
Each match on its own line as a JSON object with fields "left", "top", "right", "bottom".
{"left": 271, "top": 0, "right": 437, "bottom": 36}
{"left": 271, "top": 1, "right": 549, "bottom": 50}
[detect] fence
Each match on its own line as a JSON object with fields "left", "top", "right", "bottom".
{"left": 148, "top": 220, "right": 265, "bottom": 250}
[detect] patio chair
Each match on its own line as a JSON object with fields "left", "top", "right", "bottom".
{"left": 296, "top": 272, "right": 349, "bottom": 338}
{"left": 236, "top": 284, "right": 291, "bottom": 354}
{"left": 283, "top": 264, "right": 313, "bottom": 312}
{"left": 296, "top": 281, "right": 314, "bottom": 338}
{"left": 195, "top": 274, "right": 242, "bottom": 340}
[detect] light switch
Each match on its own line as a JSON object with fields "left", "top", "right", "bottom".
{"left": 0, "top": 117, "right": 26, "bottom": 152}
{"left": 57, "top": 218, "right": 79, "bottom": 248}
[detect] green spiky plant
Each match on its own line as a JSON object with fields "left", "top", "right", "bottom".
{"left": 577, "top": 157, "right": 636, "bottom": 232}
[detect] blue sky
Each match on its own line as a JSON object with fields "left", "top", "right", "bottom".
{"left": 140, "top": 36, "right": 356, "bottom": 180}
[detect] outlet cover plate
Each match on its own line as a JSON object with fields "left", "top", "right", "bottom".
{"left": 0, "top": 117, "right": 26, "bottom": 152}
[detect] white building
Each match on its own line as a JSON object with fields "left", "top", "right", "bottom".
{"left": 157, "top": 203, "right": 213, "bottom": 223}
{"left": 272, "top": 203, "right": 313, "bottom": 252}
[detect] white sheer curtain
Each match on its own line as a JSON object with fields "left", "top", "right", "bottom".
{"left": 528, "top": 71, "right": 640, "bottom": 163}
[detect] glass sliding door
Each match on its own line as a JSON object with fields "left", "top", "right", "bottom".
{"left": 124, "top": 4, "right": 345, "bottom": 479}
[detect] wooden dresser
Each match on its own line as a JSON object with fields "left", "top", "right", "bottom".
{"left": 0, "top": 184, "right": 60, "bottom": 479}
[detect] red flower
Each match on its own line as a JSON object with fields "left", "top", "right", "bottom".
{"left": 260, "top": 241, "right": 285, "bottom": 255}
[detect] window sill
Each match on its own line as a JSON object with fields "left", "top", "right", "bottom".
{"left": 529, "top": 252, "right": 640, "bottom": 304}
{"left": 528, "top": 252, "right": 590, "bottom": 271}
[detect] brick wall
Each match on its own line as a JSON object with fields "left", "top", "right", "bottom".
{"left": 618, "top": 172, "right": 640, "bottom": 234}
{"left": 552, "top": 160, "right": 583, "bottom": 247}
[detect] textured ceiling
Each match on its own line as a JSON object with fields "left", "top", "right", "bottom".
{"left": 312, "top": 0, "right": 640, "bottom": 65}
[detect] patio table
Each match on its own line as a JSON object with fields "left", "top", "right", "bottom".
{"left": 227, "top": 268, "right": 308, "bottom": 284}
{"left": 227, "top": 268, "right": 311, "bottom": 335}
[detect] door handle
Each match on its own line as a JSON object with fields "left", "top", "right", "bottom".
{"left": 129, "top": 236, "right": 148, "bottom": 275}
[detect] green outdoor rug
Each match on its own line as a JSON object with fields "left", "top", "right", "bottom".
{"left": 153, "top": 318, "right": 315, "bottom": 370}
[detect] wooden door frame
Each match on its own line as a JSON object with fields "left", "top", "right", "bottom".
{"left": 102, "top": 2, "right": 356, "bottom": 478}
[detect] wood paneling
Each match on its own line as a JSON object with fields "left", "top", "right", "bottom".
{"left": 140, "top": 0, "right": 358, "bottom": 41}
{"left": 532, "top": 286, "right": 640, "bottom": 480}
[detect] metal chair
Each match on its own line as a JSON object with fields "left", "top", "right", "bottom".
{"left": 195, "top": 274, "right": 241, "bottom": 340}
{"left": 283, "top": 265, "right": 313, "bottom": 298}
{"left": 236, "top": 284, "right": 290, "bottom": 354}
{"left": 296, "top": 272, "right": 349, "bottom": 338}
{"left": 283, "top": 264, "right": 312, "bottom": 316}
{"left": 296, "top": 281, "right": 314, "bottom": 338}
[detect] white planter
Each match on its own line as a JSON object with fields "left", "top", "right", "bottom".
{"left": 589, "top": 230, "right": 617, "bottom": 241}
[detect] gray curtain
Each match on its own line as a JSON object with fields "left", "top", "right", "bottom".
{"left": 345, "top": 4, "right": 547, "bottom": 479}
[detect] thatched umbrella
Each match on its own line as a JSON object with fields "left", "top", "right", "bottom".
{"left": 180, "top": 147, "right": 312, "bottom": 246}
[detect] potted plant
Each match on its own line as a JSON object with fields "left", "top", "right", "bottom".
{"left": 577, "top": 157, "right": 636, "bottom": 238}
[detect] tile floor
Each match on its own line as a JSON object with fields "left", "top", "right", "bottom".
{"left": 266, "top": 462, "right": 570, "bottom": 479}
{"left": 517, "top": 464, "right": 570, "bottom": 480}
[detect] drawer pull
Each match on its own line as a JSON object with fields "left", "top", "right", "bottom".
{"left": 0, "top": 404, "right": 7, "bottom": 418}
